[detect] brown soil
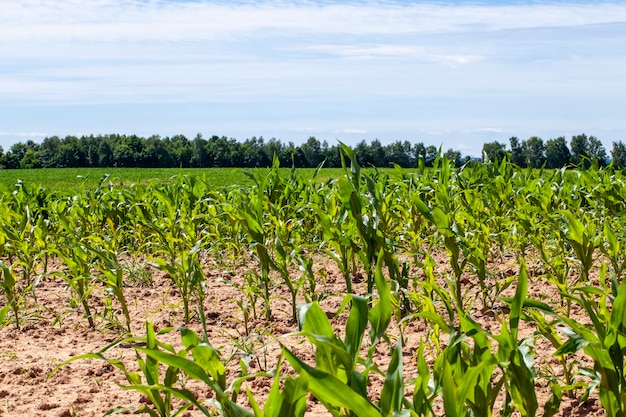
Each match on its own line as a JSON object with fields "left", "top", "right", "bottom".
{"left": 0, "top": 251, "right": 605, "bottom": 416}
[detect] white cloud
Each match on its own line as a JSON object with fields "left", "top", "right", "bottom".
{"left": 472, "top": 127, "right": 505, "bottom": 134}
{"left": 338, "top": 129, "right": 368, "bottom": 134}
{"left": 2, "top": 1, "right": 626, "bottom": 42}
{"left": 1, "top": 0, "right": 625, "bottom": 151}
{"left": 0, "top": 131, "right": 47, "bottom": 137}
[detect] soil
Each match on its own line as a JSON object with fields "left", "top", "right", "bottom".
{"left": 0, "top": 251, "right": 606, "bottom": 417}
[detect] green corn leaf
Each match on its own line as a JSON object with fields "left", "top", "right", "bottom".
{"left": 269, "top": 375, "right": 309, "bottom": 417}
{"left": 297, "top": 302, "right": 350, "bottom": 377}
{"left": 282, "top": 346, "right": 380, "bottom": 417}
{"left": 609, "top": 277, "right": 626, "bottom": 342}
{"left": 369, "top": 251, "right": 392, "bottom": 345}
{"left": 412, "top": 341, "right": 434, "bottom": 416}
{"left": 510, "top": 262, "right": 529, "bottom": 341}
{"left": 430, "top": 207, "right": 450, "bottom": 231}
{"left": 263, "top": 371, "right": 285, "bottom": 417}
{"left": 0, "top": 304, "right": 10, "bottom": 325}
{"left": 137, "top": 348, "right": 215, "bottom": 389}
{"left": 379, "top": 338, "right": 404, "bottom": 417}
{"left": 120, "top": 384, "right": 210, "bottom": 416}
{"left": 441, "top": 359, "right": 459, "bottom": 417}
{"left": 554, "top": 331, "right": 589, "bottom": 356}
{"left": 344, "top": 295, "right": 368, "bottom": 360}
{"left": 542, "top": 384, "right": 563, "bottom": 417}
{"left": 563, "top": 211, "right": 585, "bottom": 246}
{"left": 298, "top": 302, "right": 334, "bottom": 338}
{"left": 246, "top": 387, "right": 264, "bottom": 417}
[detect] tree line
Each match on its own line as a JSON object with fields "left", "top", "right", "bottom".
{"left": 482, "top": 134, "right": 626, "bottom": 168}
{"left": 0, "top": 134, "right": 466, "bottom": 170}
{"left": 1, "top": 132, "right": 625, "bottom": 170}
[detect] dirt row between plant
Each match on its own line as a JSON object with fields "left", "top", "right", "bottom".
{"left": 0, "top": 252, "right": 604, "bottom": 416}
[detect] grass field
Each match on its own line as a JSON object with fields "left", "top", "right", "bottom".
{"left": 0, "top": 167, "right": 350, "bottom": 192}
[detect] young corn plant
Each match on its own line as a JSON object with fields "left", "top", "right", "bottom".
{"left": 52, "top": 322, "right": 217, "bottom": 417}
{"left": 139, "top": 184, "right": 208, "bottom": 324}
{"left": 556, "top": 263, "right": 626, "bottom": 417}
{"left": 272, "top": 234, "right": 306, "bottom": 323}
{"left": 560, "top": 210, "right": 601, "bottom": 285}
{"left": 0, "top": 261, "right": 20, "bottom": 329}
{"left": 86, "top": 245, "right": 132, "bottom": 333}
{"left": 54, "top": 245, "right": 97, "bottom": 329}
{"left": 496, "top": 262, "right": 539, "bottom": 417}
{"left": 282, "top": 251, "right": 398, "bottom": 417}
{"left": 314, "top": 193, "right": 360, "bottom": 294}
{"left": 230, "top": 180, "right": 274, "bottom": 321}
{"left": 338, "top": 143, "right": 405, "bottom": 306}
{"left": 152, "top": 241, "right": 206, "bottom": 324}
{"left": 54, "top": 321, "right": 307, "bottom": 417}
{"left": 435, "top": 315, "right": 502, "bottom": 417}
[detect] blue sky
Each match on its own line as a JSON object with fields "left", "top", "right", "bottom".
{"left": 1, "top": 0, "right": 625, "bottom": 156}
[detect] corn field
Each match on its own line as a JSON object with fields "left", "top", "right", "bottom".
{"left": 2, "top": 147, "right": 626, "bottom": 416}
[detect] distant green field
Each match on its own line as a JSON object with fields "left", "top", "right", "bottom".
{"left": 0, "top": 167, "right": 350, "bottom": 192}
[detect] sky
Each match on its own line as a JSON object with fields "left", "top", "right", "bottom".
{"left": 1, "top": 0, "right": 625, "bottom": 157}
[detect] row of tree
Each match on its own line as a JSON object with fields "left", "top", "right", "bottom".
{"left": 482, "top": 134, "right": 626, "bottom": 168}
{"left": 0, "top": 134, "right": 465, "bottom": 170}
{"left": 1, "top": 132, "right": 625, "bottom": 170}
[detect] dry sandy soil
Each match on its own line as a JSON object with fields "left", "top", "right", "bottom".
{"left": 0, "top": 252, "right": 606, "bottom": 416}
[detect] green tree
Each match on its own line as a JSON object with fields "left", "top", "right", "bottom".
{"left": 9, "top": 142, "right": 30, "bottom": 163}
{"left": 57, "top": 136, "right": 86, "bottom": 167}
{"left": 444, "top": 148, "right": 463, "bottom": 167}
{"left": 482, "top": 141, "right": 506, "bottom": 163}
{"left": 385, "top": 141, "right": 414, "bottom": 168}
{"left": 545, "top": 136, "right": 571, "bottom": 168}
{"left": 97, "top": 137, "right": 114, "bottom": 167}
{"left": 368, "top": 139, "right": 387, "bottom": 167}
{"left": 588, "top": 135, "right": 607, "bottom": 167}
{"left": 241, "top": 136, "right": 269, "bottom": 167}
{"left": 112, "top": 135, "right": 144, "bottom": 167}
{"left": 20, "top": 149, "right": 42, "bottom": 169}
{"left": 354, "top": 140, "right": 369, "bottom": 166}
{"left": 424, "top": 145, "right": 438, "bottom": 167}
{"left": 509, "top": 136, "right": 525, "bottom": 167}
{"left": 301, "top": 136, "right": 324, "bottom": 167}
{"left": 570, "top": 133, "right": 590, "bottom": 166}
{"left": 39, "top": 136, "right": 62, "bottom": 167}
{"left": 413, "top": 142, "right": 426, "bottom": 165}
{"left": 521, "top": 136, "right": 546, "bottom": 168}
{"left": 190, "top": 133, "right": 209, "bottom": 168}
{"left": 143, "top": 135, "right": 174, "bottom": 167}
{"left": 265, "top": 138, "right": 288, "bottom": 166}
{"left": 612, "top": 141, "right": 626, "bottom": 168}
{"left": 324, "top": 143, "right": 342, "bottom": 168}
{"left": 168, "top": 134, "right": 192, "bottom": 168}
